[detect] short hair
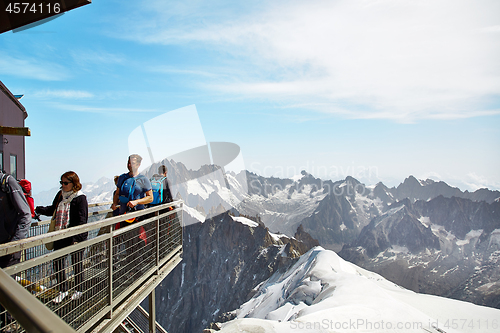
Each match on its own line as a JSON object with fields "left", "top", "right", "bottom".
{"left": 129, "top": 154, "right": 142, "bottom": 164}
{"left": 158, "top": 165, "right": 167, "bottom": 174}
{"left": 61, "top": 171, "right": 82, "bottom": 192}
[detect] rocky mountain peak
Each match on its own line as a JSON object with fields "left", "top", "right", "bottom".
{"left": 344, "top": 175, "right": 361, "bottom": 186}
{"left": 345, "top": 202, "right": 440, "bottom": 258}
{"left": 154, "top": 212, "right": 319, "bottom": 333}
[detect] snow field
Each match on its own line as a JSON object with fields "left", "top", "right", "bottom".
{"left": 219, "top": 247, "right": 500, "bottom": 333}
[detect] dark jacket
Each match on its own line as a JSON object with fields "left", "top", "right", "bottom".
{"left": 36, "top": 190, "right": 88, "bottom": 250}
{"left": 0, "top": 173, "right": 31, "bottom": 244}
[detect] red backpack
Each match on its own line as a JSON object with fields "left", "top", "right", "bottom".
{"left": 18, "top": 179, "right": 36, "bottom": 219}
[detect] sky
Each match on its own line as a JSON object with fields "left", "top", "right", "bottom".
{"left": 1, "top": 0, "right": 499, "bottom": 194}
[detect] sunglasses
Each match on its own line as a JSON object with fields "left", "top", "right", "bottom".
{"left": 60, "top": 181, "right": 72, "bottom": 185}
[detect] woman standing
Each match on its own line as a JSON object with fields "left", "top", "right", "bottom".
{"left": 36, "top": 171, "right": 88, "bottom": 303}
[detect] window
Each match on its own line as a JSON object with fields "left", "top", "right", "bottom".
{"left": 0, "top": 151, "right": 3, "bottom": 172}
{"left": 10, "top": 154, "right": 17, "bottom": 179}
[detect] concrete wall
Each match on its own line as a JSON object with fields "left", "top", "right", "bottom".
{"left": 0, "top": 81, "right": 27, "bottom": 179}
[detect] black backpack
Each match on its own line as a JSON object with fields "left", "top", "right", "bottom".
{"left": 0, "top": 173, "right": 16, "bottom": 243}
{"left": 1, "top": 173, "right": 11, "bottom": 194}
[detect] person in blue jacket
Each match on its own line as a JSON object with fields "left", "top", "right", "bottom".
{"left": 110, "top": 155, "right": 153, "bottom": 283}
{"left": 111, "top": 154, "right": 153, "bottom": 220}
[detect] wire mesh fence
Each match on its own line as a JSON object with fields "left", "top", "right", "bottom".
{"left": 0, "top": 202, "right": 182, "bottom": 333}
{"left": 21, "top": 204, "right": 113, "bottom": 264}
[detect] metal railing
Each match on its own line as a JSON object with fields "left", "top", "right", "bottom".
{"left": 23, "top": 202, "right": 115, "bottom": 263}
{"left": 0, "top": 201, "right": 183, "bottom": 333}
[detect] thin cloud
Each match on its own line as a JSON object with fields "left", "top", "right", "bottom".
{"left": 148, "top": 65, "right": 221, "bottom": 78}
{"left": 464, "top": 172, "right": 500, "bottom": 191}
{"left": 481, "top": 25, "right": 500, "bottom": 33}
{"left": 0, "top": 53, "right": 70, "bottom": 81}
{"left": 70, "top": 49, "right": 126, "bottom": 67}
{"left": 33, "top": 89, "right": 94, "bottom": 99}
{"left": 51, "top": 102, "right": 158, "bottom": 114}
{"left": 121, "top": 0, "right": 500, "bottom": 122}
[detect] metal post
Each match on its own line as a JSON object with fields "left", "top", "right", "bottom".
{"left": 107, "top": 232, "right": 113, "bottom": 319}
{"left": 155, "top": 210, "right": 160, "bottom": 274}
{"left": 148, "top": 291, "right": 156, "bottom": 333}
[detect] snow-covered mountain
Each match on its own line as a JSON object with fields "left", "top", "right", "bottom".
{"left": 237, "top": 171, "right": 329, "bottom": 236}
{"left": 392, "top": 175, "right": 500, "bottom": 204}
{"left": 152, "top": 212, "right": 319, "bottom": 333}
{"left": 239, "top": 173, "right": 500, "bottom": 252}
{"left": 216, "top": 246, "right": 500, "bottom": 333}
{"left": 33, "top": 162, "right": 500, "bottom": 318}
{"left": 339, "top": 197, "right": 500, "bottom": 309}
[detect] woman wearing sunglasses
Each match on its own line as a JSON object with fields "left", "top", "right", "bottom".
{"left": 36, "top": 171, "right": 88, "bottom": 304}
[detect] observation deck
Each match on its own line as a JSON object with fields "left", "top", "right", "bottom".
{"left": 0, "top": 200, "right": 183, "bottom": 333}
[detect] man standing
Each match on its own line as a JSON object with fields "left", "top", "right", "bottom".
{"left": 111, "top": 154, "right": 153, "bottom": 218}
{"left": 0, "top": 172, "right": 31, "bottom": 268}
{"left": 110, "top": 155, "right": 153, "bottom": 282}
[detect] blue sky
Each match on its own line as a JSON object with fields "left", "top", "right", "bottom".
{"left": 1, "top": 0, "right": 499, "bottom": 193}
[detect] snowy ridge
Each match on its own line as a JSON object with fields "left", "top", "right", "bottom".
{"left": 183, "top": 204, "right": 205, "bottom": 224}
{"left": 220, "top": 247, "right": 500, "bottom": 333}
{"left": 238, "top": 181, "right": 328, "bottom": 235}
{"left": 232, "top": 216, "right": 259, "bottom": 228}
{"left": 350, "top": 191, "right": 384, "bottom": 227}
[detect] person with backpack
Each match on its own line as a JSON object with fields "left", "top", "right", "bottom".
{"left": 35, "top": 171, "right": 88, "bottom": 303}
{"left": 110, "top": 155, "right": 153, "bottom": 282}
{"left": 0, "top": 172, "right": 31, "bottom": 267}
{"left": 149, "top": 165, "right": 173, "bottom": 206}
{"left": 0, "top": 171, "right": 35, "bottom": 331}
{"left": 111, "top": 154, "right": 153, "bottom": 222}
{"left": 149, "top": 165, "right": 179, "bottom": 251}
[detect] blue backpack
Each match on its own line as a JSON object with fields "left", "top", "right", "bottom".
{"left": 150, "top": 176, "right": 167, "bottom": 205}
{"left": 119, "top": 176, "right": 136, "bottom": 204}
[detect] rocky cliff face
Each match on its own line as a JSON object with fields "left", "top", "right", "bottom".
{"left": 297, "top": 176, "right": 381, "bottom": 252}
{"left": 240, "top": 173, "right": 500, "bottom": 254}
{"left": 152, "top": 213, "right": 319, "bottom": 333}
{"left": 339, "top": 197, "right": 500, "bottom": 308}
{"left": 392, "top": 175, "right": 500, "bottom": 204}
{"left": 237, "top": 171, "right": 329, "bottom": 236}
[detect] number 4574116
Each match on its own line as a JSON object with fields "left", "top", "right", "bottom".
{"left": 5, "top": 2, "right": 61, "bottom": 14}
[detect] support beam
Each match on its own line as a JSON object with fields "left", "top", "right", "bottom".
{"left": 89, "top": 250, "right": 182, "bottom": 333}
{"left": 0, "top": 126, "right": 31, "bottom": 136}
{"left": 149, "top": 292, "right": 156, "bottom": 333}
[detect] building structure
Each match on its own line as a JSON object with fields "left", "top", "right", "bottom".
{"left": 0, "top": 80, "right": 30, "bottom": 179}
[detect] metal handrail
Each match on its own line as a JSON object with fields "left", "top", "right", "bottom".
{"left": 28, "top": 202, "right": 114, "bottom": 228}
{"left": 0, "top": 201, "right": 183, "bottom": 333}
{"left": 0, "top": 200, "right": 182, "bottom": 257}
